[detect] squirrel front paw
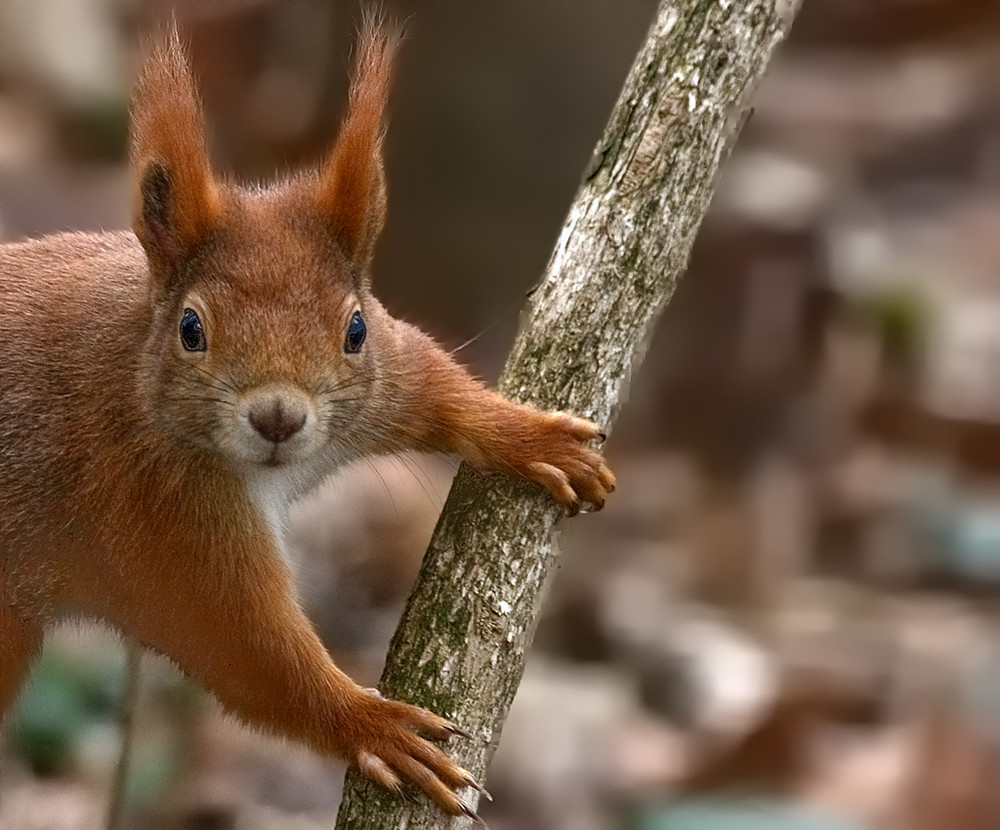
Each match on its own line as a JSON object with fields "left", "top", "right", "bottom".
{"left": 517, "top": 411, "right": 616, "bottom": 515}
{"left": 345, "top": 689, "right": 485, "bottom": 818}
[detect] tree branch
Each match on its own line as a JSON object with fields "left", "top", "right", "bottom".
{"left": 335, "top": 1, "right": 802, "bottom": 827}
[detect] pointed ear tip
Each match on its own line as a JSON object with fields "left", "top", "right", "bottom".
{"left": 136, "top": 16, "right": 192, "bottom": 77}
{"left": 132, "top": 22, "right": 203, "bottom": 134}
{"left": 359, "top": 10, "right": 403, "bottom": 55}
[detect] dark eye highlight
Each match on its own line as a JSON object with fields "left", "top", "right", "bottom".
{"left": 345, "top": 311, "right": 366, "bottom": 353}
{"left": 180, "top": 308, "right": 207, "bottom": 352}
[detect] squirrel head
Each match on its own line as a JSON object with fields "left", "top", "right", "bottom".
{"left": 131, "top": 19, "right": 399, "bottom": 471}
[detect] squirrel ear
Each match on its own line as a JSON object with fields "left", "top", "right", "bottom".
{"left": 316, "top": 17, "right": 399, "bottom": 266}
{"left": 130, "top": 26, "right": 221, "bottom": 267}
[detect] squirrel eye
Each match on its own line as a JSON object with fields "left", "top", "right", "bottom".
{"left": 344, "top": 311, "right": 366, "bottom": 353}
{"left": 180, "top": 308, "right": 207, "bottom": 352}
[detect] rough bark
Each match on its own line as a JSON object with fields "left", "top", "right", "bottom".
{"left": 335, "top": 1, "right": 802, "bottom": 828}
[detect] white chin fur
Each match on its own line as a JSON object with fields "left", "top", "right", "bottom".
{"left": 241, "top": 453, "right": 342, "bottom": 571}
{"left": 239, "top": 441, "right": 355, "bottom": 566}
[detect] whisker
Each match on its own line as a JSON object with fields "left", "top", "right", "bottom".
{"left": 446, "top": 321, "right": 497, "bottom": 358}
{"left": 174, "top": 395, "right": 237, "bottom": 408}
{"left": 182, "top": 360, "right": 241, "bottom": 395}
{"left": 387, "top": 453, "right": 445, "bottom": 509}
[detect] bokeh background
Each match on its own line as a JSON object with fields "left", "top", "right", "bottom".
{"left": 3, "top": 1, "right": 1000, "bottom": 828}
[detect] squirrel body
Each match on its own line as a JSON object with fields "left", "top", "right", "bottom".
{"left": 0, "top": 21, "right": 614, "bottom": 815}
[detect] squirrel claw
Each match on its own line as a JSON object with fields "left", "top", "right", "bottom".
{"left": 464, "top": 773, "right": 493, "bottom": 801}
{"left": 461, "top": 803, "right": 490, "bottom": 828}
{"left": 445, "top": 722, "right": 473, "bottom": 740}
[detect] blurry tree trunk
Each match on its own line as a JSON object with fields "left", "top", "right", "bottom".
{"left": 106, "top": 640, "right": 141, "bottom": 830}
{"left": 335, "top": 1, "right": 802, "bottom": 828}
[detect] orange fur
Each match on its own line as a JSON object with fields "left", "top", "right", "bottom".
{"left": 0, "top": 18, "right": 614, "bottom": 816}
{"left": 316, "top": 15, "right": 397, "bottom": 266}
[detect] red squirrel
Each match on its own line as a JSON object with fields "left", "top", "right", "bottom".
{"left": 0, "top": 18, "right": 614, "bottom": 817}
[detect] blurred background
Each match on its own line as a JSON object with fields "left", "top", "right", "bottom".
{"left": 3, "top": 0, "right": 1000, "bottom": 828}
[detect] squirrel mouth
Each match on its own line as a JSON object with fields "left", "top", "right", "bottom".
{"left": 262, "top": 447, "right": 287, "bottom": 468}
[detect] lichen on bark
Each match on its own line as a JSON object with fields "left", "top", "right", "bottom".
{"left": 334, "top": 1, "right": 802, "bottom": 828}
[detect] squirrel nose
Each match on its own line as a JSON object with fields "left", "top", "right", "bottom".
{"left": 248, "top": 399, "right": 307, "bottom": 444}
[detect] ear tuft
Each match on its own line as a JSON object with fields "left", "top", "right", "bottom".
{"left": 131, "top": 25, "right": 221, "bottom": 266}
{"left": 316, "top": 13, "right": 400, "bottom": 265}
